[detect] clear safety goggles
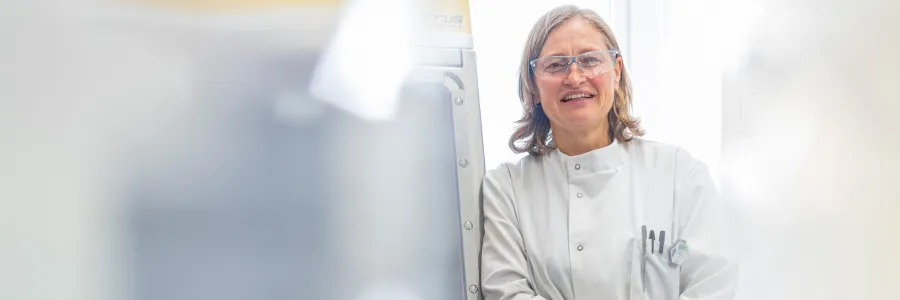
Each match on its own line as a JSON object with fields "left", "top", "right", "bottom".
{"left": 530, "top": 50, "right": 618, "bottom": 79}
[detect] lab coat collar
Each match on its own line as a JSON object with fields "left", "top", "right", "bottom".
{"left": 553, "top": 139, "right": 627, "bottom": 175}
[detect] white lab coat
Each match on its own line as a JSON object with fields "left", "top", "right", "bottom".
{"left": 481, "top": 139, "right": 738, "bottom": 300}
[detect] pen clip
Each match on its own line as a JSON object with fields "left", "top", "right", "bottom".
{"left": 659, "top": 231, "right": 666, "bottom": 254}
{"left": 641, "top": 225, "right": 647, "bottom": 255}
{"left": 640, "top": 225, "right": 647, "bottom": 292}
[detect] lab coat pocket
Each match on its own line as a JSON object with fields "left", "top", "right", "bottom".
{"left": 638, "top": 225, "right": 677, "bottom": 298}
{"left": 628, "top": 237, "right": 677, "bottom": 300}
{"left": 628, "top": 237, "right": 644, "bottom": 300}
{"left": 645, "top": 243, "right": 679, "bottom": 300}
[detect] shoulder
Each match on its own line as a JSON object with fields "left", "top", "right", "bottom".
{"left": 481, "top": 155, "right": 546, "bottom": 214}
{"left": 623, "top": 138, "right": 706, "bottom": 173}
{"left": 483, "top": 153, "right": 544, "bottom": 188}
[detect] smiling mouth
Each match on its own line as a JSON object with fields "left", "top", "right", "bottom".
{"left": 561, "top": 93, "right": 594, "bottom": 103}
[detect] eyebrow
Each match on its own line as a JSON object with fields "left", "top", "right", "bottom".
{"left": 542, "top": 49, "right": 609, "bottom": 57}
{"left": 543, "top": 52, "right": 569, "bottom": 57}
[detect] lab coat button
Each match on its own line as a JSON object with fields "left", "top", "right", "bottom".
{"left": 576, "top": 245, "right": 584, "bottom": 251}
{"left": 576, "top": 193, "right": 583, "bottom": 198}
{"left": 574, "top": 164, "right": 581, "bottom": 170}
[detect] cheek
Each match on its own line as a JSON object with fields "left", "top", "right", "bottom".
{"left": 589, "top": 76, "right": 616, "bottom": 95}
{"left": 536, "top": 78, "right": 561, "bottom": 100}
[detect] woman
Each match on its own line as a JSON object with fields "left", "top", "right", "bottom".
{"left": 480, "top": 5, "right": 738, "bottom": 300}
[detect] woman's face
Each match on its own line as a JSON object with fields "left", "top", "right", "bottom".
{"left": 534, "top": 17, "right": 622, "bottom": 134}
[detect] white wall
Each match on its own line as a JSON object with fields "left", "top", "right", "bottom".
{"left": 626, "top": 0, "right": 724, "bottom": 183}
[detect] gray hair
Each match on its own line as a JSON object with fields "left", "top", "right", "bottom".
{"left": 509, "top": 5, "right": 644, "bottom": 156}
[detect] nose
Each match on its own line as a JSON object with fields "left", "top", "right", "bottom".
{"left": 564, "top": 62, "right": 587, "bottom": 85}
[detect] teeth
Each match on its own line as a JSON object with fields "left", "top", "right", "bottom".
{"left": 563, "top": 93, "right": 591, "bottom": 100}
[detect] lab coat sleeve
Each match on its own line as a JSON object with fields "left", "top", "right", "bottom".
{"left": 480, "top": 166, "right": 548, "bottom": 300}
{"left": 674, "top": 152, "right": 739, "bottom": 300}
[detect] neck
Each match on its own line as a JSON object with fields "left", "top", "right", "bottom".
{"left": 553, "top": 122, "right": 612, "bottom": 156}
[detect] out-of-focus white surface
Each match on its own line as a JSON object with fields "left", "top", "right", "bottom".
{"left": 309, "top": 0, "right": 414, "bottom": 121}
{"left": 1, "top": 2, "right": 196, "bottom": 300}
{"left": 722, "top": 0, "right": 900, "bottom": 299}
{"left": 1, "top": 1, "right": 464, "bottom": 300}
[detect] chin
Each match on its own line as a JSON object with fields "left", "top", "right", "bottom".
{"left": 558, "top": 114, "right": 606, "bottom": 130}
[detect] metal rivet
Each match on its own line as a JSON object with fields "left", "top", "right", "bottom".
{"left": 464, "top": 221, "right": 473, "bottom": 230}
{"left": 574, "top": 164, "right": 581, "bottom": 170}
{"left": 577, "top": 245, "right": 584, "bottom": 251}
{"left": 576, "top": 193, "right": 583, "bottom": 198}
{"left": 458, "top": 159, "right": 468, "bottom": 167}
{"left": 468, "top": 285, "right": 479, "bottom": 294}
{"left": 454, "top": 96, "right": 464, "bottom": 105}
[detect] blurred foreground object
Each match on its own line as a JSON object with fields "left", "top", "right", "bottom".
{"left": 721, "top": 0, "right": 900, "bottom": 299}
{"left": 1, "top": 0, "right": 485, "bottom": 300}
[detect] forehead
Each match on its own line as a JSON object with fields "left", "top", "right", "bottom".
{"left": 539, "top": 16, "right": 609, "bottom": 57}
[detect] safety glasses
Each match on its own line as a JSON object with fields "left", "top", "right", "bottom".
{"left": 530, "top": 50, "right": 618, "bottom": 79}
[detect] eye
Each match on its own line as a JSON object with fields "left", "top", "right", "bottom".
{"left": 580, "top": 56, "right": 602, "bottom": 66}
{"left": 544, "top": 62, "right": 566, "bottom": 72}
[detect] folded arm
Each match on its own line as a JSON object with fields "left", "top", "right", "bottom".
{"left": 481, "top": 166, "right": 548, "bottom": 300}
{"left": 674, "top": 154, "right": 740, "bottom": 300}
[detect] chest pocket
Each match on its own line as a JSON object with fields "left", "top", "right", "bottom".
{"left": 628, "top": 165, "right": 679, "bottom": 300}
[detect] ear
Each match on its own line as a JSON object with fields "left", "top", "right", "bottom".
{"left": 614, "top": 55, "right": 624, "bottom": 88}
